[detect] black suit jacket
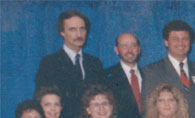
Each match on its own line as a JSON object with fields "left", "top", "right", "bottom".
{"left": 141, "top": 56, "right": 195, "bottom": 118}
{"left": 36, "top": 48, "right": 105, "bottom": 118}
{"left": 105, "top": 63, "right": 141, "bottom": 118}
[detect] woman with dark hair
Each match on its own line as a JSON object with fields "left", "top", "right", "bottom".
{"left": 15, "top": 99, "right": 44, "bottom": 118}
{"left": 34, "top": 86, "right": 62, "bottom": 118}
{"left": 80, "top": 84, "right": 117, "bottom": 118}
{"left": 145, "top": 83, "right": 189, "bottom": 118}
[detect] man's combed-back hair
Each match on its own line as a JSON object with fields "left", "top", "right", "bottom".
{"left": 162, "top": 20, "right": 194, "bottom": 43}
{"left": 57, "top": 10, "right": 90, "bottom": 34}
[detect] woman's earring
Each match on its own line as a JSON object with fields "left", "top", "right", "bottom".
{"left": 88, "top": 111, "right": 91, "bottom": 115}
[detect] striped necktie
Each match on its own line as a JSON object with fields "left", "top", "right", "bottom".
{"left": 179, "top": 62, "right": 190, "bottom": 92}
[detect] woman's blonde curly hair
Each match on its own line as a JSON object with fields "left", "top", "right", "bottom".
{"left": 145, "top": 83, "right": 189, "bottom": 118}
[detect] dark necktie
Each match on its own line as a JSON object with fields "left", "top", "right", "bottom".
{"left": 179, "top": 62, "right": 190, "bottom": 90}
{"left": 75, "top": 54, "right": 83, "bottom": 80}
{"left": 130, "top": 69, "right": 141, "bottom": 113}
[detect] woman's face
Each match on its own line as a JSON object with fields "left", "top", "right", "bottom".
{"left": 156, "top": 91, "right": 177, "bottom": 118}
{"left": 40, "top": 94, "right": 62, "bottom": 118}
{"left": 86, "top": 94, "right": 113, "bottom": 118}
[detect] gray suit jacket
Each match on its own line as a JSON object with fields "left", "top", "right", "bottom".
{"left": 141, "top": 56, "right": 195, "bottom": 118}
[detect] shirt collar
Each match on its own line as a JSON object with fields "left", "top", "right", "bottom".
{"left": 120, "top": 60, "right": 138, "bottom": 72}
{"left": 168, "top": 54, "right": 187, "bottom": 66}
{"left": 63, "top": 44, "right": 83, "bottom": 64}
{"left": 120, "top": 60, "right": 142, "bottom": 91}
{"left": 168, "top": 54, "right": 189, "bottom": 77}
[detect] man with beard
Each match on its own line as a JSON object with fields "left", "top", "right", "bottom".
{"left": 36, "top": 10, "right": 104, "bottom": 118}
{"left": 106, "top": 33, "right": 142, "bottom": 118}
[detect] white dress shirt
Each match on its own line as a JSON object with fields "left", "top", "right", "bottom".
{"left": 120, "top": 60, "right": 142, "bottom": 92}
{"left": 168, "top": 54, "right": 189, "bottom": 79}
{"left": 63, "top": 44, "right": 85, "bottom": 79}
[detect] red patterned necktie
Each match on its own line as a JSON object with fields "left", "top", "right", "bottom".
{"left": 179, "top": 62, "right": 190, "bottom": 89}
{"left": 130, "top": 69, "right": 141, "bottom": 113}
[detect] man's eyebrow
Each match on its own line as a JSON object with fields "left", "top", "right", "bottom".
{"left": 68, "top": 27, "right": 76, "bottom": 29}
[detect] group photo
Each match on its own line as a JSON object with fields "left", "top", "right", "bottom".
{"left": 1, "top": 1, "right": 195, "bottom": 118}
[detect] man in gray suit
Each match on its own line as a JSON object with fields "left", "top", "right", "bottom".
{"left": 141, "top": 20, "right": 195, "bottom": 118}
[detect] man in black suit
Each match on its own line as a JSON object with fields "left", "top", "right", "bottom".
{"left": 36, "top": 10, "right": 104, "bottom": 118}
{"left": 141, "top": 20, "right": 195, "bottom": 118}
{"left": 106, "top": 33, "right": 142, "bottom": 118}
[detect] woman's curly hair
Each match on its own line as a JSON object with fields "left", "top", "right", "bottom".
{"left": 145, "top": 83, "right": 189, "bottom": 118}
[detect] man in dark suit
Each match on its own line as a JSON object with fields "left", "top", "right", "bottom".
{"left": 35, "top": 10, "right": 104, "bottom": 118}
{"left": 106, "top": 33, "right": 142, "bottom": 118}
{"left": 141, "top": 20, "right": 195, "bottom": 118}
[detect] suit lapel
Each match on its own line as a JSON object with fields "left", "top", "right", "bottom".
{"left": 138, "top": 66, "right": 143, "bottom": 92}
{"left": 188, "top": 61, "right": 195, "bottom": 86}
{"left": 56, "top": 48, "right": 80, "bottom": 84}
{"left": 56, "top": 48, "right": 74, "bottom": 70}
{"left": 114, "top": 63, "right": 139, "bottom": 108}
{"left": 163, "top": 57, "right": 182, "bottom": 85}
{"left": 115, "top": 63, "right": 130, "bottom": 87}
{"left": 114, "top": 63, "right": 135, "bottom": 94}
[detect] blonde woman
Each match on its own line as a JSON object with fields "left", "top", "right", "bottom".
{"left": 145, "top": 83, "right": 189, "bottom": 118}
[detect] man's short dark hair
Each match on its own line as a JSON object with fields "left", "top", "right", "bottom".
{"left": 162, "top": 20, "right": 194, "bottom": 43}
{"left": 57, "top": 10, "right": 90, "bottom": 34}
{"left": 15, "top": 100, "right": 44, "bottom": 118}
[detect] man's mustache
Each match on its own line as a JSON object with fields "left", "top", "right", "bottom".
{"left": 75, "top": 37, "right": 84, "bottom": 41}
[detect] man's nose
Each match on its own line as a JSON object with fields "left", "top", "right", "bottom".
{"left": 127, "top": 46, "right": 133, "bottom": 52}
{"left": 76, "top": 30, "right": 82, "bottom": 37}
{"left": 177, "top": 38, "right": 185, "bottom": 45}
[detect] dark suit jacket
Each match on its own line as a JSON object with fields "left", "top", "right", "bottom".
{"left": 105, "top": 63, "right": 142, "bottom": 118}
{"left": 141, "top": 56, "right": 195, "bottom": 118}
{"left": 36, "top": 48, "right": 105, "bottom": 118}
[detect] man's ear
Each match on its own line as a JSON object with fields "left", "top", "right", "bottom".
{"left": 114, "top": 46, "right": 119, "bottom": 55}
{"left": 60, "top": 32, "right": 65, "bottom": 37}
{"left": 164, "top": 39, "right": 168, "bottom": 47}
{"left": 138, "top": 47, "right": 141, "bottom": 54}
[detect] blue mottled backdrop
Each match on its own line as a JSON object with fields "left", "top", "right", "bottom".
{"left": 1, "top": 1, "right": 195, "bottom": 117}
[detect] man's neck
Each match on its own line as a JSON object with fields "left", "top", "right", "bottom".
{"left": 121, "top": 60, "right": 136, "bottom": 68}
{"left": 65, "top": 44, "right": 81, "bottom": 54}
{"left": 168, "top": 53, "right": 187, "bottom": 62}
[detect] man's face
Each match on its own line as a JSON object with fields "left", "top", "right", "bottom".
{"left": 115, "top": 34, "right": 140, "bottom": 67}
{"left": 60, "top": 16, "right": 87, "bottom": 53}
{"left": 164, "top": 31, "right": 190, "bottom": 61}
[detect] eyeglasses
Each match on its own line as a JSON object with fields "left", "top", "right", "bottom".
{"left": 90, "top": 101, "right": 110, "bottom": 108}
